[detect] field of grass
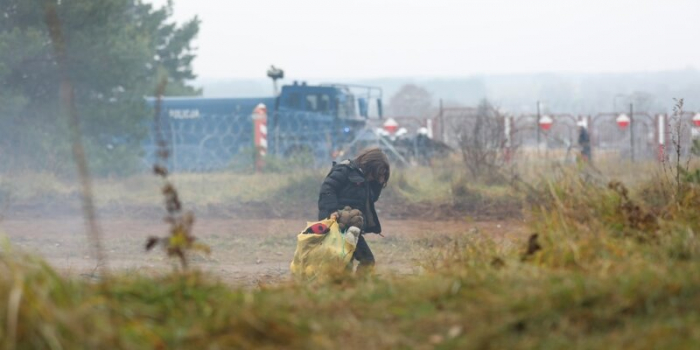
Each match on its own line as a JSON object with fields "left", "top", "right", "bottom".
{"left": 0, "top": 152, "right": 669, "bottom": 218}
{"left": 2, "top": 159, "right": 700, "bottom": 348}
{"left": 0, "top": 163, "right": 524, "bottom": 220}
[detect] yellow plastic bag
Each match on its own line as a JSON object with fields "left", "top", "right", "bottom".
{"left": 290, "top": 218, "right": 357, "bottom": 280}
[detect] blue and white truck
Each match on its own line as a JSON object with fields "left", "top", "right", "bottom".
{"left": 146, "top": 82, "right": 383, "bottom": 171}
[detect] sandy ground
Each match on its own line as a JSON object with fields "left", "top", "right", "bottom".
{"left": 0, "top": 216, "right": 529, "bottom": 286}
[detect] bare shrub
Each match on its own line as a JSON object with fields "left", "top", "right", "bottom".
{"left": 451, "top": 100, "right": 516, "bottom": 182}
{"left": 661, "top": 98, "right": 693, "bottom": 200}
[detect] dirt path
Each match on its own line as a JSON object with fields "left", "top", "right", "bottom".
{"left": 0, "top": 217, "right": 529, "bottom": 286}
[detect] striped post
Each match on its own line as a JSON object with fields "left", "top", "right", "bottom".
{"left": 252, "top": 103, "right": 267, "bottom": 172}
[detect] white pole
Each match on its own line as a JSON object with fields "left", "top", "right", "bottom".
{"left": 658, "top": 114, "right": 665, "bottom": 162}
{"left": 504, "top": 116, "right": 511, "bottom": 148}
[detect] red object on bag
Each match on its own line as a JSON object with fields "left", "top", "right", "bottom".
{"left": 305, "top": 223, "right": 329, "bottom": 234}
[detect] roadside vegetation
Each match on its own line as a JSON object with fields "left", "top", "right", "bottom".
{"left": 2, "top": 159, "right": 700, "bottom": 348}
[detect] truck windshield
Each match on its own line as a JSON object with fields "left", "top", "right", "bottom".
{"left": 305, "top": 95, "right": 318, "bottom": 111}
{"left": 337, "top": 95, "right": 355, "bottom": 119}
{"left": 318, "top": 94, "right": 331, "bottom": 112}
{"left": 304, "top": 93, "right": 332, "bottom": 113}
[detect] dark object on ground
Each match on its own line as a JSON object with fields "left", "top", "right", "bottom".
{"left": 522, "top": 233, "right": 541, "bottom": 260}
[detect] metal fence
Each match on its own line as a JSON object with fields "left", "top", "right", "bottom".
{"left": 3, "top": 103, "right": 697, "bottom": 175}
{"left": 145, "top": 108, "right": 367, "bottom": 172}
{"left": 388, "top": 109, "right": 700, "bottom": 165}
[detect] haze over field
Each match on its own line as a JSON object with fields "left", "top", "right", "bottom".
{"left": 147, "top": 0, "right": 700, "bottom": 112}
{"left": 196, "top": 71, "right": 700, "bottom": 114}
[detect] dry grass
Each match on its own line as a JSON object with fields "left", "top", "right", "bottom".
{"left": 1, "top": 164, "right": 524, "bottom": 220}
{"left": 0, "top": 171, "right": 314, "bottom": 214}
{"left": 2, "top": 163, "right": 700, "bottom": 348}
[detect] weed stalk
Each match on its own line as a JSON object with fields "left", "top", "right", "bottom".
{"left": 145, "top": 76, "right": 209, "bottom": 270}
{"left": 44, "top": 1, "right": 107, "bottom": 273}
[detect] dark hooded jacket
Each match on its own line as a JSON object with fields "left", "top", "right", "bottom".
{"left": 317, "top": 160, "right": 383, "bottom": 234}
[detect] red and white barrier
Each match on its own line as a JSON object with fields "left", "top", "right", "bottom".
{"left": 252, "top": 103, "right": 267, "bottom": 171}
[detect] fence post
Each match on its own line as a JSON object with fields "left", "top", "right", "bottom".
{"left": 504, "top": 115, "right": 512, "bottom": 163}
{"left": 657, "top": 113, "right": 665, "bottom": 162}
{"left": 536, "top": 101, "right": 541, "bottom": 155}
{"left": 252, "top": 103, "right": 267, "bottom": 172}
{"left": 439, "top": 99, "right": 445, "bottom": 142}
{"left": 630, "top": 103, "right": 635, "bottom": 162}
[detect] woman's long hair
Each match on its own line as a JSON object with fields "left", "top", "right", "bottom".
{"left": 354, "top": 147, "right": 390, "bottom": 188}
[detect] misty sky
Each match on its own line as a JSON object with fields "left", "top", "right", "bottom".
{"left": 149, "top": 0, "right": 700, "bottom": 80}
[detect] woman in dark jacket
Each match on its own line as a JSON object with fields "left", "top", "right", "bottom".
{"left": 318, "top": 148, "right": 390, "bottom": 273}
